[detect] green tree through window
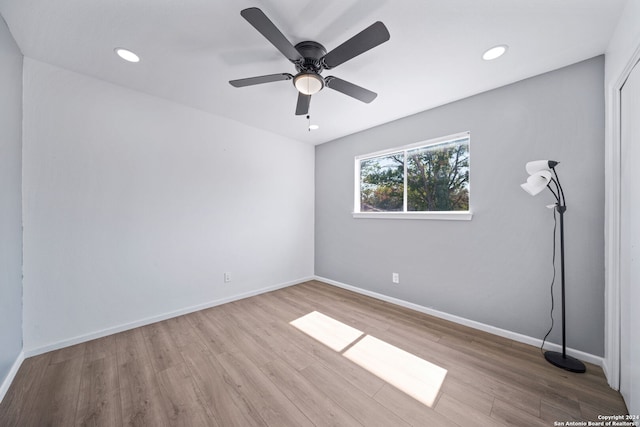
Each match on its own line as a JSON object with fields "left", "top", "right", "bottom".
{"left": 358, "top": 135, "right": 469, "bottom": 213}
{"left": 360, "top": 153, "right": 404, "bottom": 211}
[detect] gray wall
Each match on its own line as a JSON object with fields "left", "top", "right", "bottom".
{"left": 316, "top": 56, "right": 605, "bottom": 356}
{"left": 0, "top": 16, "right": 23, "bottom": 385}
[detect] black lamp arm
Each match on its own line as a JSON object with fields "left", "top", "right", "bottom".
{"left": 545, "top": 166, "right": 566, "bottom": 211}
{"left": 546, "top": 180, "right": 560, "bottom": 204}
{"left": 551, "top": 167, "right": 566, "bottom": 207}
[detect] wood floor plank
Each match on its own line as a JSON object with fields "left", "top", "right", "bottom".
{"left": 373, "top": 383, "right": 454, "bottom": 427}
{"left": 155, "top": 362, "right": 219, "bottom": 427}
{"left": 141, "top": 321, "right": 182, "bottom": 373}
{"left": 490, "top": 397, "right": 549, "bottom": 427}
{"left": 281, "top": 284, "right": 391, "bottom": 334}
{"left": 49, "top": 341, "right": 87, "bottom": 365}
{"left": 115, "top": 328, "right": 172, "bottom": 426}
{"left": 84, "top": 334, "right": 118, "bottom": 362}
{"left": 261, "top": 358, "right": 363, "bottom": 426}
{"left": 0, "top": 280, "right": 628, "bottom": 426}
{"left": 299, "top": 361, "right": 410, "bottom": 426}
{"left": 540, "top": 397, "right": 583, "bottom": 424}
{"left": 181, "top": 346, "right": 267, "bottom": 427}
{"left": 164, "top": 313, "right": 206, "bottom": 350}
{"left": 20, "top": 355, "right": 84, "bottom": 426}
{"left": 0, "top": 353, "right": 51, "bottom": 426}
{"left": 580, "top": 399, "right": 628, "bottom": 421}
{"left": 252, "top": 290, "right": 309, "bottom": 323}
{"left": 576, "top": 389, "right": 628, "bottom": 418}
{"left": 244, "top": 293, "right": 387, "bottom": 397}
{"left": 188, "top": 308, "right": 241, "bottom": 356}
{"left": 369, "top": 317, "right": 544, "bottom": 419}
{"left": 216, "top": 351, "right": 314, "bottom": 427}
{"left": 75, "top": 354, "right": 123, "bottom": 427}
{"left": 297, "top": 333, "right": 386, "bottom": 397}
{"left": 440, "top": 375, "right": 495, "bottom": 415}
{"left": 435, "top": 393, "right": 507, "bottom": 427}
{"left": 299, "top": 280, "right": 416, "bottom": 332}
{"left": 222, "top": 299, "right": 317, "bottom": 371}
{"left": 447, "top": 365, "right": 543, "bottom": 418}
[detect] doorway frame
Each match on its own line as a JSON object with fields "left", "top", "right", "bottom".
{"left": 604, "top": 43, "right": 640, "bottom": 390}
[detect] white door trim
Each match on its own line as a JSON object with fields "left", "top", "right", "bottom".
{"left": 604, "top": 43, "right": 640, "bottom": 390}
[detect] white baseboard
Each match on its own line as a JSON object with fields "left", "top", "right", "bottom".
{"left": 602, "top": 360, "right": 611, "bottom": 384}
{"left": 314, "top": 275, "right": 604, "bottom": 368}
{"left": 24, "top": 276, "right": 314, "bottom": 358}
{"left": 19, "top": 274, "right": 604, "bottom": 368}
{"left": 0, "top": 350, "right": 25, "bottom": 404}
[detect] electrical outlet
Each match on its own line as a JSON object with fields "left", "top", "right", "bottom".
{"left": 392, "top": 273, "right": 399, "bottom": 284}
{"left": 224, "top": 272, "right": 231, "bottom": 283}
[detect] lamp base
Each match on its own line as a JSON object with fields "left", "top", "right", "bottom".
{"left": 544, "top": 351, "right": 586, "bottom": 373}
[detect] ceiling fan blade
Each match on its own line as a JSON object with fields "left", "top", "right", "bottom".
{"left": 325, "top": 76, "right": 377, "bottom": 103}
{"left": 240, "top": 8, "right": 302, "bottom": 63}
{"left": 322, "top": 22, "right": 390, "bottom": 69}
{"left": 295, "top": 93, "right": 311, "bottom": 115}
{"left": 229, "top": 73, "right": 293, "bottom": 87}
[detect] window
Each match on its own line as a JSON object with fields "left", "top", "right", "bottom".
{"left": 354, "top": 132, "right": 471, "bottom": 220}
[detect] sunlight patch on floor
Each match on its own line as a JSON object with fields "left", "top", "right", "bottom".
{"left": 289, "top": 311, "right": 364, "bottom": 352}
{"left": 290, "top": 311, "right": 447, "bottom": 407}
{"left": 343, "top": 335, "right": 447, "bottom": 407}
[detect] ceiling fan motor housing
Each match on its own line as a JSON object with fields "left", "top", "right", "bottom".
{"left": 294, "top": 41, "right": 327, "bottom": 73}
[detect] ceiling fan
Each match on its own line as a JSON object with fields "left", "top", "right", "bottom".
{"left": 229, "top": 7, "right": 390, "bottom": 116}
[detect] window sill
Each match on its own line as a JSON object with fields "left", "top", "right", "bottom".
{"left": 352, "top": 211, "right": 473, "bottom": 221}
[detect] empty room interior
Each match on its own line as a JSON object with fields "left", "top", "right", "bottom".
{"left": 1, "top": 0, "right": 640, "bottom": 425}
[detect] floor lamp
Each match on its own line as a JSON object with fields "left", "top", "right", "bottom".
{"left": 521, "top": 160, "right": 586, "bottom": 373}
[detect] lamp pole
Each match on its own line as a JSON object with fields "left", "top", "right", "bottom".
{"left": 543, "top": 170, "right": 586, "bottom": 373}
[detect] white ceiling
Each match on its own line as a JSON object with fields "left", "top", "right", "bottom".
{"left": 0, "top": 0, "right": 626, "bottom": 145}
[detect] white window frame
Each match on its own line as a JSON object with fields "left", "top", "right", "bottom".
{"left": 353, "top": 131, "right": 472, "bottom": 220}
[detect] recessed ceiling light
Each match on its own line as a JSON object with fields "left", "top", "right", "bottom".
{"left": 114, "top": 48, "right": 140, "bottom": 63}
{"left": 309, "top": 124, "right": 319, "bottom": 131}
{"left": 482, "top": 45, "right": 508, "bottom": 61}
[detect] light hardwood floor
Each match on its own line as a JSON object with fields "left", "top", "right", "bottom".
{"left": 0, "top": 280, "right": 628, "bottom": 426}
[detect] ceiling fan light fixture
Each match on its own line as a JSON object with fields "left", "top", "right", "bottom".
{"left": 294, "top": 72, "right": 324, "bottom": 95}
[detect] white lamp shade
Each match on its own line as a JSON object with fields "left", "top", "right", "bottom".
{"left": 525, "top": 160, "right": 552, "bottom": 175}
{"left": 294, "top": 73, "right": 324, "bottom": 95}
{"left": 521, "top": 170, "right": 552, "bottom": 196}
